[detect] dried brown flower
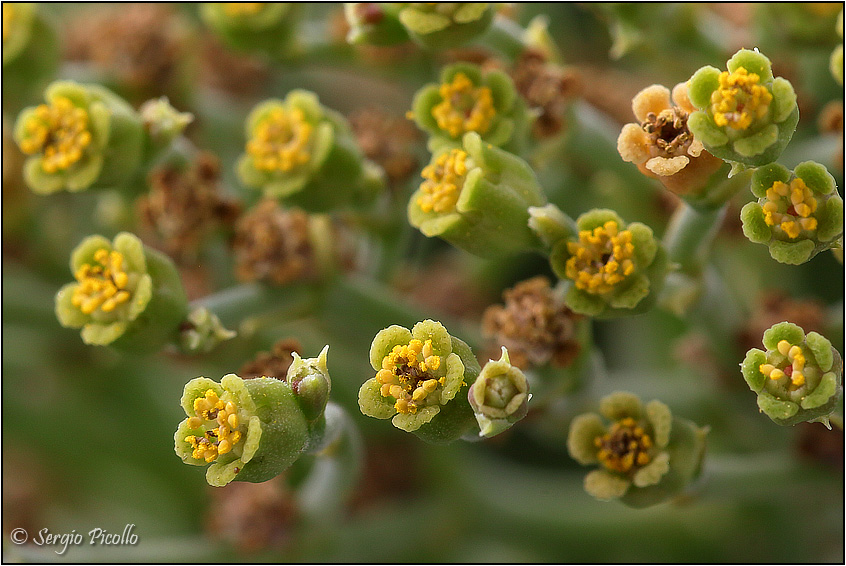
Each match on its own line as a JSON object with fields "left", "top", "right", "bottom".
{"left": 482, "top": 276, "right": 583, "bottom": 369}
{"left": 232, "top": 200, "right": 317, "bottom": 285}
{"left": 206, "top": 476, "right": 298, "bottom": 554}
{"left": 239, "top": 338, "right": 303, "bottom": 380}
{"left": 349, "top": 107, "right": 420, "bottom": 186}
{"left": 199, "top": 34, "right": 270, "bottom": 98}
{"left": 737, "top": 291, "right": 827, "bottom": 354}
{"left": 137, "top": 152, "right": 241, "bottom": 263}
{"left": 509, "top": 50, "right": 581, "bottom": 138}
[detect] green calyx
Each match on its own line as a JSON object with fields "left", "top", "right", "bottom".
{"left": 200, "top": 3, "right": 299, "bottom": 58}
{"left": 408, "top": 131, "right": 546, "bottom": 258}
{"left": 468, "top": 347, "right": 530, "bottom": 438}
{"left": 687, "top": 48, "right": 798, "bottom": 167}
{"left": 358, "top": 320, "right": 480, "bottom": 443}
{"left": 741, "top": 161, "right": 843, "bottom": 265}
{"left": 237, "top": 90, "right": 384, "bottom": 212}
{"left": 286, "top": 345, "right": 332, "bottom": 423}
{"left": 13, "top": 80, "right": 144, "bottom": 194}
{"left": 567, "top": 391, "right": 708, "bottom": 507}
{"left": 741, "top": 322, "right": 843, "bottom": 427}
{"left": 549, "top": 208, "right": 669, "bottom": 318}
{"left": 410, "top": 62, "right": 529, "bottom": 154}
{"left": 397, "top": 3, "right": 494, "bottom": 49}
{"left": 174, "top": 373, "right": 313, "bottom": 487}
{"left": 344, "top": 3, "right": 410, "bottom": 46}
{"left": 55, "top": 232, "right": 188, "bottom": 352}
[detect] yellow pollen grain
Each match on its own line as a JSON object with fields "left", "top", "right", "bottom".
{"left": 431, "top": 72, "right": 496, "bottom": 138}
{"left": 70, "top": 248, "right": 133, "bottom": 315}
{"left": 762, "top": 178, "right": 818, "bottom": 239}
{"left": 564, "top": 221, "right": 637, "bottom": 295}
{"left": 247, "top": 107, "right": 312, "bottom": 173}
{"left": 417, "top": 149, "right": 469, "bottom": 214}
{"left": 187, "top": 389, "right": 243, "bottom": 463}
{"left": 596, "top": 417, "right": 653, "bottom": 474}
{"left": 710, "top": 67, "right": 772, "bottom": 130}
{"left": 377, "top": 338, "right": 442, "bottom": 414}
{"left": 20, "top": 96, "right": 93, "bottom": 174}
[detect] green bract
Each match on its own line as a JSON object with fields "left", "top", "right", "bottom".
{"left": 358, "top": 320, "right": 480, "bottom": 444}
{"left": 55, "top": 232, "right": 188, "bottom": 351}
{"left": 468, "top": 347, "right": 530, "bottom": 438}
{"left": 548, "top": 208, "right": 669, "bottom": 318}
{"left": 409, "top": 62, "right": 529, "bottom": 153}
{"left": 741, "top": 322, "right": 843, "bottom": 427}
{"left": 237, "top": 90, "right": 384, "bottom": 212}
{"left": 567, "top": 392, "right": 708, "bottom": 508}
{"left": 397, "top": 3, "right": 494, "bottom": 49}
{"left": 408, "top": 131, "right": 546, "bottom": 258}
{"left": 13, "top": 81, "right": 144, "bottom": 195}
{"left": 687, "top": 49, "right": 798, "bottom": 168}
{"left": 344, "top": 3, "right": 410, "bottom": 46}
{"left": 741, "top": 162, "right": 843, "bottom": 265}
{"left": 200, "top": 3, "right": 299, "bottom": 57}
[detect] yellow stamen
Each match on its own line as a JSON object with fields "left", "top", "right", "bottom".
{"left": 564, "top": 221, "right": 637, "bottom": 295}
{"left": 595, "top": 417, "right": 653, "bottom": 474}
{"left": 186, "top": 389, "right": 244, "bottom": 463}
{"left": 247, "top": 107, "right": 313, "bottom": 173}
{"left": 70, "top": 248, "right": 133, "bottom": 315}
{"left": 417, "top": 149, "right": 469, "bottom": 214}
{"left": 377, "top": 338, "right": 443, "bottom": 414}
{"left": 19, "top": 96, "right": 93, "bottom": 174}
{"left": 223, "top": 2, "right": 264, "bottom": 16}
{"left": 710, "top": 67, "right": 772, "bottom": 130}
{"left": 431, "top": 72, "right": 496, "bottom": 138}
{"left": 762, "top": 178, "right": 818, "bottom": 239}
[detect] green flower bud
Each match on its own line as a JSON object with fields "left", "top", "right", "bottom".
{"left": 13, "top": 81, "right": 144, "bottom": 195}
{"left": 408, "top": 131, "right": 546, "bottom": 258}
{"left": 237, "top": 90, "right": 385, "bottom": 212}
{"left": 567, "top": 391, "right": 708, "bottom": 508}
{"left": 55, "top": 232, "right": 188, "bottom": 352}
{"left": 2, "top": 3, "right": 60, "bottom": 112}
{"left": 175, "top": 373, "right": 317, "bottom": 487}
{"left": 344, "top": 3, "right": 410, "bottom": 46}
{"left": 358, "top": 320, "right": 480, "bottom": 444}
{"left": 549, "top": 209, "right": 669, "bottom": 318}
{"left": 468, "top": 347, "right": 530, "bottom": 438}
{"left": 409, "top": 62, "right": 529, "bottom": 153}
{"left": 528, "top": 203, "right": 578, "bottom": 249}
{"left": 179, "top": 307, "right": 236, "bottom": 355}
{"left": 139, "top": 96, "right": 193, "bottom": 149}
{"left": 741, "top": 161, "right": 843, "bottom": 265}
{"left": 286, "top": 345, "right": 331, "bottom": 423}
{"left": 396, "top": 3, "right": 494, "bottom": 49}
{"left": 687, "top": 49, "right": 799, "bottom": 168}
{"left": 200, "top": 3, "right": 300, "bottom": 58}
{"left": 741, "top": 322, "right": 843, "bottom": 427}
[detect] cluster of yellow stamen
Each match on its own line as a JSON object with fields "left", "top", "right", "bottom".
{"left": 431, "top": 72, "right": 496, "bottom": 138}
{"left": 185, "top": 389, "right": 243, "bottom": 463}
{"left": 759, "top": 340, "right": 807, "bottom": 389}
{"left": 71, "top": 249, "right": 132, "bottom": 315}
{"left": 762, "top": 178, "right": 818, "bottom": 239}
{"left": 3, "top": 3, "right": 15, "bottom": 43}
{"left": 223, "top": 3, "right": 264, "bottom": 17}
{"left": 417, "top": 149, "right": 469, "bottom": 213}
{"left": 247, "top": 107, "right": 313, "bottom": 173}
{"left": 376, "top": 339, "right": 442, "bottom": 414}
{"left": 595, "top": 417, "right": 653, "bottom": 474}
{"left": 565, "top": 221, "right": 635, "bottom": 295}
{"left": 710, "top": 67, "right": 772, "bottom": 130}
{"left": 19, "top": 97, "right": 93, "bottom": 174}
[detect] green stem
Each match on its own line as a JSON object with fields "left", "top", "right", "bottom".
{"left": 663, "top": 202, "right": 727, "bottom": 274}
{"left": 191, "top": 282, "right": 318, "bottom": 328}
{"left": 477, "top": 15, "right": 528, "bottom": 60}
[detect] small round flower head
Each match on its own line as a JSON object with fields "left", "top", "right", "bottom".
{"left": 741, "top": 161, "right": 843, "bottom": 264}
{"left": 686, "top": 48, "right": 799, "bottom": 168}
{"left": 397, "top": 3, "right": 494, "bottom": 49}
{"left": 409, "top": 62, "right": 529, "bottom": 153}
{"left": 567, "top": 392, "right": 708, "bottom": 507}
{"left": 237, "top": 90, "right": 384, "bottom": 211}
{"left": 549, "top": 209, "right": 669, "bottom": 318}
{"left": 358, "top": 320, "right": 480, "bottom": 443}
{"left": 344, "top": 3, "right": 411, "bottom": 46}
{"left": 200, "top": 3, "right": 299, "bottom": 57}
{"left": 13, "top": 81, "right": 144, "bottom": 194}
{"left": 408, "top": 131, "right": 546, "bottom": 258}
{"left": 618, "top": 83, "right": 724, "bottom": 196}
{"left": 175, "top": 374, "right": 306, "bottom": 487}
{"left": 55, "top": 232, "right": 187, "bottom": 350}
{"left": 468, "top": 347, "right": 530, "bottom": 438}
{"left": 741, "top": 322, "right": 843, "bottom": 427}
